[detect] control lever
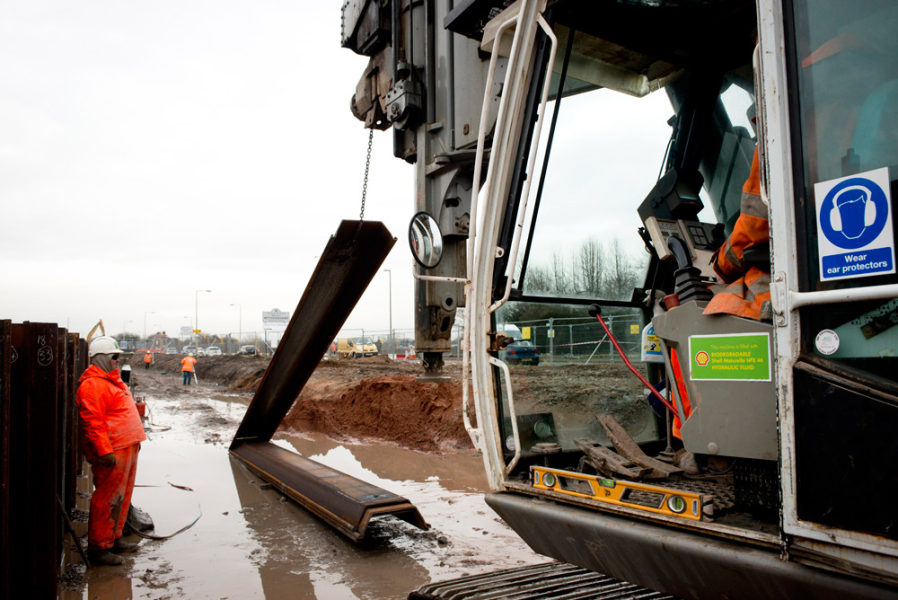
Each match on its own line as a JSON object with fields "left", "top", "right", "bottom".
{"left": 588, "top": 304, "right": 677, "bottom": 415}
{"left": 667, "top": 236, "right": 713, "bottom": 304}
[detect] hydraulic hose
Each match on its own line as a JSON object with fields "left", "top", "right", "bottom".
{"left": 588, "top": 304, "right": 679, "bottom": 415}
{"left": 127, "top": 504, "right": 202, "bottom": 541}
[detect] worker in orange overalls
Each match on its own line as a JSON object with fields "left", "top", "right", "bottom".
{"left": 181, "top": 353, "right": 198, "bottom": 385}
{"left": 77, "top": 336, "right": 146, "bottom": 566}
{"left": 143, "top": 351, "right": 152, "bottom": 370}
{"left": 703, "top": 146, "right": 771, "bottom": 320}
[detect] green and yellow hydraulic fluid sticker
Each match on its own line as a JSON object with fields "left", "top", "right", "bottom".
{"left": 689, "top": 333, "right": 771, "bottom": 381}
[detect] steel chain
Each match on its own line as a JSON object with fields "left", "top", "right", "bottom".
{"left": 359, "top": 126, "right": 374, "bottom": 222}
{"left": 353, "top": 127, "right": 375, "bottom": 244}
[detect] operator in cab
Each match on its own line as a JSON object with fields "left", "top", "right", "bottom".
{"left": 703, "top": 146, "right": 771, "bottom": 320}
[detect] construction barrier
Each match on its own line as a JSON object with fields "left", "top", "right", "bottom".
{"left": 0, "top": 321, "right": 87, "bottom": 598}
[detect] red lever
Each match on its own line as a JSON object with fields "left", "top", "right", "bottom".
{"left": 589, "top": 305, "right": 678, "bottom": 415}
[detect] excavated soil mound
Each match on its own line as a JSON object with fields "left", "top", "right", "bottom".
{"left": 284, "top": 376, "right": 468, "bottom": 452}
{"left": 129, "top": 353, "right": 471, "bottom": 452}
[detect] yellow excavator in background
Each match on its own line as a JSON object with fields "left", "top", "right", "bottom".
{"left": 85, "top": 319, "right": 105, "bottom": 342}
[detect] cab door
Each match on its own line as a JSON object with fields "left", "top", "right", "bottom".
{"left": 762, "top": 0, "right": 898, "bottom": 564}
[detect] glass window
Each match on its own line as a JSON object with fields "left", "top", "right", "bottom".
{"left": 790, "top": 0, "right": 898, "bottom": 374}
{"left": 514, "top": 65, "right": 671, "bottom": 301}
{"left": 495, "top": 28, "right": 766, "bottom": 463}
{"left": 791, "top": 0, "right": 898, "bottom": 289}
{"left": 702, "top": 72, "right": 758, "bottom": 235}
{"left": 494, "top": 302, "right": 661, "bottom": 460}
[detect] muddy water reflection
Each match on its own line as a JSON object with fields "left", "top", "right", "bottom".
{"left": 69, "top": 392, "right": 541, "bottom": 599}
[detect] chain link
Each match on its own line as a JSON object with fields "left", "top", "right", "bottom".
{"left": 353, "top": 127, "right": 375, "bottom": 244}
{"left": 359, "top": 127, "right": 374, "bottom": 222}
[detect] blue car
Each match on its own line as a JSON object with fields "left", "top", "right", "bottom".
{"left": 505, "top": 340, "right": 540, "bottom": 365}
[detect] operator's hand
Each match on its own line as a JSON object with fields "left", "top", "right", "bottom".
{"left": 97, "top": 453, "right": 116, "bottom": 467}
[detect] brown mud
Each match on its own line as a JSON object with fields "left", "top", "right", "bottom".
{"left": 131, "top": 353, "right": 471, "bottom": 452}
{"left": 60, "top": 359, "right": 545, "bottom": 599}
{"left": 130, "top": 353, "right": 651, "bottom": 454}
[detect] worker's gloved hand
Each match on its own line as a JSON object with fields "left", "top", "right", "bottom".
{"left": 97, "top": 453, "right": 116, "bottom": 467}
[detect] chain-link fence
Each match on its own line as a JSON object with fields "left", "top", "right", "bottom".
{"left": 119, "top": 315, "right": 644, "bottom": 364}
{"left": 118, "top": 329, "right": 430, "bottom": 356}
{"left": 118, "top": 332, "right": 282, "bottom": 355}
{"left": 503, "top": 312, "right": 644, "bottom": 365}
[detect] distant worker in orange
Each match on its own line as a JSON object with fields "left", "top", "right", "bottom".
{"left": 143, "top": 351, "right": 152, "bottom": 370}
{"left": 181, "top": 353, "right": 198, "bottom": 385}
{"left": 77, "top": 336, "right": 146, "bottom": 566}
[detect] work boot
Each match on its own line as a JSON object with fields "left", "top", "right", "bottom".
{"left": 88, "top": 549, "right": 124, "bottom": 566}
{"left": 112, "top": 538, "right": 139, "bottom": 553}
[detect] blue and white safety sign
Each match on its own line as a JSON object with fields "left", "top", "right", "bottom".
{"left": 815, "top": 167, "right": 895, "bottom": 281}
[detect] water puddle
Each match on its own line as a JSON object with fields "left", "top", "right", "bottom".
{"left": 61, "top": 391, "right": 542, "bottom": 599}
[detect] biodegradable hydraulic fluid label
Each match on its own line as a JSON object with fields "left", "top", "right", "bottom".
{"left": 689, "top": 333, "right": 771, "bottom": 381}
{"left": 815, "top": 167, "right": 895, "bottom": 281}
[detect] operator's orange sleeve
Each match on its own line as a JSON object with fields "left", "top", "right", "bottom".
{"left": 704, "top": 147, "right": 771, "bottom": 319}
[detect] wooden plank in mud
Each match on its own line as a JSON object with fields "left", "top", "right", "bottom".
{"left": 597, "top": 414, "right": 683, "bottom": 478}
{"left": 575, "top": 438, "right": 652, "bottom": 479}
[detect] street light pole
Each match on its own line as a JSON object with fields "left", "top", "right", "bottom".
{"left": 383, "top": 269, "right": 392, "bottom": 352}
{"left": 230, "top": 303, "right": 242, "bottom": 353}
{"left": 195, "top": 289, "right": 211, "bottom": 350}
{"left": 144, "top": 311, "right": 155, "bottom": 345}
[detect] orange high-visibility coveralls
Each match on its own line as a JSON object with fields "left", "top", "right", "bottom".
{"left": 144, "top": 352, "right": 152, "bottom": 368}
{"left": 77, "top": 365, "right": 146, "bottom": 551}
{"left": 181, "top": 355, "right": 198, "bottom": 385}
{"left": 703, "top": 147, "right": 771, "bottom": 319}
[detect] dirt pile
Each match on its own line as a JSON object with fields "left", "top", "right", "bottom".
{"left": 131, "top": 353, "right": 271, "bottom": 389}
{"left": 129, "top": 354, "right": 472, "bottom": 452}
{"left": 285, "top": 375, "right": 468, "bottom": 452}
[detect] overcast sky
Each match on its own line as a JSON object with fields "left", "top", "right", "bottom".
{"left": 1, "top": 1, "right": 694, "bottom": 350}
{"left": 1, "top": 1, "right": 416, "bottom": 342}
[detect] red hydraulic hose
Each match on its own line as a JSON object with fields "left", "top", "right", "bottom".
{"left": 588, "top": 304, "right": 678, "bottom": 415}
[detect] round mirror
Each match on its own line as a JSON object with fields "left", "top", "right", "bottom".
{"left": 408, "top": 211, "right": 444, "bottom": 268}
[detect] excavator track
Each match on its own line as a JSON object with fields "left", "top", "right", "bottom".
{"left": 409, "top": 562, "right": 677, "bottom": 600}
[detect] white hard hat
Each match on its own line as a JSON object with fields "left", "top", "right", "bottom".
{"left": 89, "top": 336, "right": 124, "bottom": 357}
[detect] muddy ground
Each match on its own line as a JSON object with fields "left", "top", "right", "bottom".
{"left": 129, "top": 352, "right": 653, "bottom": 455}
{"left": 57, "top": 352, "right": 662, "bottom": 598}
{"left": 60, "top": 356, "right": 549, "bottom": 599}
{"left": 130, "top": 353, "right": 471, "bottom": 452}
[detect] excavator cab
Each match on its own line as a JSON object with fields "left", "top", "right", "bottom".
{"left": 456, "top": 0, "right": 898, "bottom": 597}
{"left": 348, "top": 0, "right": 898, "bottom": 595}
{"left": 478, "top": 2, "right": 767, "bottom": 477}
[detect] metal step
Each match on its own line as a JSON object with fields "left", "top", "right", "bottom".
{"left": 410, "top": 562, "right": 678, "bottom": 600}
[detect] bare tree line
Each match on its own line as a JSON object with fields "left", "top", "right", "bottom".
{"left": 522, "top": 237, "right": 647, "bottom": 300}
